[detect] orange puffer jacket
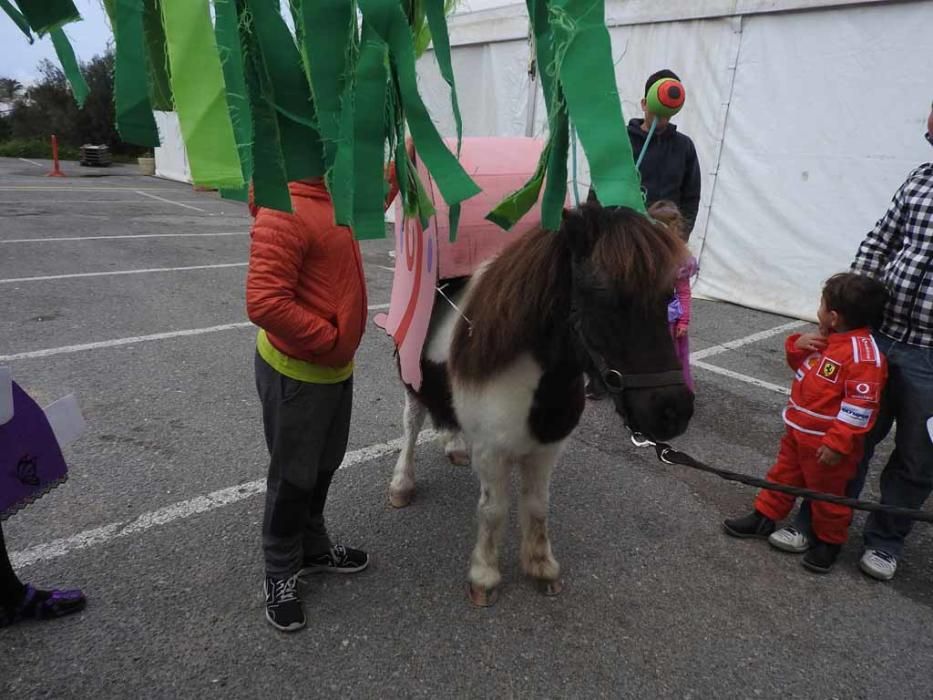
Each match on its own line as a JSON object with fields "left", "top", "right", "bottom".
{"left": 246, "top": 179, "right": 367, "bottom": 367}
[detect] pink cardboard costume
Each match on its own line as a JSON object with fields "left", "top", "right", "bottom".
{"left": 375, "top": 138, "right": 548, "bottom": 390}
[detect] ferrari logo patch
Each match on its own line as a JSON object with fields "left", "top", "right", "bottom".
{"left": 818, "top": 358, "right": 841, "bottom": 383}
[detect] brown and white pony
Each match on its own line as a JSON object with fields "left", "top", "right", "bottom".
{"left": 389, "top": 202, "right": 695, "bottom": 605}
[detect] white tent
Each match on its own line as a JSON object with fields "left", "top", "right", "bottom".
{"left": 418, "top": 0, "right": 933, "bottom": 320}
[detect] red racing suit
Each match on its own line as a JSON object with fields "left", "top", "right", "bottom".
{"left": 755, "top": 329, "right": 888, "bottom": 544}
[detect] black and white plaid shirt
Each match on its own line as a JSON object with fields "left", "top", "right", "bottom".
{"left": 852, "top": 161, "right": 933, "bottom": 347}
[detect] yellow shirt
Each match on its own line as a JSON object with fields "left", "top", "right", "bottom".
{"left": 256, "top": 330, "right": 353, "bottom": 384}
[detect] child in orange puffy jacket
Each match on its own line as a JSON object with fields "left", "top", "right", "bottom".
{"left": 723, "top": 273, "right": 889, "bottom": 574}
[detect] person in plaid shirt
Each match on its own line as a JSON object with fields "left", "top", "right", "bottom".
{"left": 779, "top": 105, "right": 933, "bottom": 580}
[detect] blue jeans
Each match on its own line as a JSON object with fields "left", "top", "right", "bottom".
{"left": 795, "top": 333, "right": 933, "bottom": 557}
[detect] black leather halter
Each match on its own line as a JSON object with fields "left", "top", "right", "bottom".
{"left": 569, "top": 260, "right": 685, "bottom": 398}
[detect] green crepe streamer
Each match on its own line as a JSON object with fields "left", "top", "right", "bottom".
{"left": 486, "top": 139, "right": 550, "bottom": 230}
{"left": 111, "top": 0, "right": 160, "bottom": 147}
{"left": 549, "top": 0, "right": 643, "bottom": 212}
{"left": 541, "top": 90, "right": 569, "bottom": 231}
{"left": 1, "top": 0, "right": 34, "bottom": 42}
{"left": 351, "top": 24, "right": 389, "bottom": 240}
{"left": 49, "top": 28, "right": 89, "bottom": 107}
{"left": 331, "top": 51, "right": 357, "bottom": 225}
{"left": 245, "top": 0, "right": 323, "bottom": 183}
{"left": 487, "top": 0, "right": 562, "bottom": 230}
{"left": 160, "top": 0, "right": 243, "bottom": 189}
{"left": 213, "top": 0, "right": 252, "bottom": 202}
{"left": 424, "top": 0, "right": 462, "bottom": 240}
{"left": 238, "top": 2, "right": 291, "bottom": 213}
{"left": 12, "top": 0, "right": 79, "bottom": 35}
{"left": 358, "top": 0, "right": 480, "bottom": 209}
{"left": 142, "top": 0, "right": 172, "bottom": 111}
{"left": 291, "top": 0, "right": 354, "bottom": 174}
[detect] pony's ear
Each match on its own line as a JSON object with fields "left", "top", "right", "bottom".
{"left": 561, "top": 204, "right": 596, "bottom": 259}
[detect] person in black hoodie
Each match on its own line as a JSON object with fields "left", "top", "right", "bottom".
{"left": 586, "top": 69, "right": 703, "bottom": 400}
{"left": 589, "top": 68, "right": 702, "bottom": 235}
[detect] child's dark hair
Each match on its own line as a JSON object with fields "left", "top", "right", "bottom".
{"left": 822, "top": 273, "right": 888, "bottom": 329}
{"left": 645, "top": 69, "right": 681, "bottom": 97}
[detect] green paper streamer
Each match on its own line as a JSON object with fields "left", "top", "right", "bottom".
{"left": 49, "top": 27, "right": 89, "bottom": 108}
{"left": 160, "top": 0, "right": 243, "bottom": 188}
{"left": 213, "top": 0, "right": 252, "bottom": 202}
{"left": 291, "top": 0, "right": 354, "bottom": 174}
{"left": 1, "top": 0, "right": 34, "bottom": 42}
{"left": 358, "top": 0, "right": 479, "bottom": 209}
{"left": 238, "top": 3, "right": 291, "bottom": 213}
{"left": 541, "top": 91, "right": 569, "bottom": 231}
{"left": 424, "top": 0, "right": 461, "bottom": 152}
{"left": 111, "top": 0, "right": 160, "bottom": 147}
{"left": 425, "top": 0, "right": 463, "bottom": 240}
{"left": 351, "top": 25, "right": 389, "bottom": 240}
{"left": 13, "top": 0, "right": 79, "bottom": 35}
{"left": 487, "top": 0, "right": 562, "bottom": 230}
{"left": 245, "top": 0, "right": 323, "bottom": 183}
{"left": 486, "top": 140, "right": 550, "bottom": 230}
{"left": 549, "top": 0, "right": 643, "bottom": 212}
{"left": 142, "top": 0, "right": 172, "bottom": 111}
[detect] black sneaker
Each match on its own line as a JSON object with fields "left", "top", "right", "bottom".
{"left": 0, "top": 585, "right": 86, "bottom": 628}
{"left": 723, "top": 510, "right": 776, "bottom": 539}
{"left": 263, "top": 574, "right": 305, "bottom": 632}
{"left": 802, "top": 540, "right": 842, "bottom": 574}
{"left": 300, "top": 544, "right": 369, "bottom": 575}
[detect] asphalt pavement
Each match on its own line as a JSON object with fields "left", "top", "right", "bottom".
{"left": 1, "top": 157, "right": 931, "bottom": 699}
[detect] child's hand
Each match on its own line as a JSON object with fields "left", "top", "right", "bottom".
{"left": 816, "top": 445, "right": 843, "bottom": 465}
{"left": 675, "top": 324, "right": 688, "bottom": 338}
{"left": 795, "top": 333, "right": 827, "bottom": 353}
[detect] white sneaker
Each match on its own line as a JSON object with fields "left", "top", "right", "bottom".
{"left": 860, "top": 549, "right": 897, "bottom": 581}
{"left": 768, "top": 526, "right": 810, "bottom": 553}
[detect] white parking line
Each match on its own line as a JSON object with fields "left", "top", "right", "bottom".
{"left": 136, "top": 189, "right": 210, "bottom": 213}
{"left": 1, "top": 232, "right": 247, "bottom": 244}
{"left": 11, "top": 430, "right": 437, "bottom": 569}
{"left": 18, "top": 157, "right": 43, "bottom": 167}
{"left": 0, "top": 304, "right": 391, "bottom": 362}
{"left": 0, "top": 262, "right": 247, "bottom": 284}
{"left": 0, "top": 186, "right": 176, "bottom": 191}
{"left": 689, "top": 320, "right": 808, "bottom": 361}
{"left": 693, "top": 360, "right": 790, "bottom": 395}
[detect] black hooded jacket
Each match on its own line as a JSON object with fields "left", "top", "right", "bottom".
{"left": 590, "top": 118, "right": 702, "bottom": 234}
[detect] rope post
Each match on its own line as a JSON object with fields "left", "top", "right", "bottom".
{"left": 47, "top": 135, "right": 65, "bottom": 177}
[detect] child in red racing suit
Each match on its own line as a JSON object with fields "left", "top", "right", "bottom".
{"left": 724, "top": 273, "right": 889, "bottom": 574}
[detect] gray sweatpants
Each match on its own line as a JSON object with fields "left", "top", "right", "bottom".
{"left": 255, "top": 352, "right": 353, "bottom": 577}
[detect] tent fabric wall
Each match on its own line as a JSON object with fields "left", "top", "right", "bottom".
{"left": 153, "top": 110, "right": 190, "bottom": 183}
{"left": 418, "top": 0, "right": 933, "bottom": 321}
{"left": 693, "top": 1, "right": 933, "bottom": 320}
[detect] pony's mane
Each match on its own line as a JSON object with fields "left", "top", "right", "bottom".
{"left": 451, "top": 206, "right": 688, "bottom": 382}
{"left": 587, "top": 205, "right": 687, "bottom": 301}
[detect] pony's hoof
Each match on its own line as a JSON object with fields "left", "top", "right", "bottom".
{"left": 446, "top": 450, "right": 471, "bottom": 467}
{"left": 388, "top": 488, "right": 413, "bottom": 509}
{"left": 539, "top": 579, "right": 562, "bottom": 597}
{"left": 467, "top": 583, "right": 498, "bottom": 607}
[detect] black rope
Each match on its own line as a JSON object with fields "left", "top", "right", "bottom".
{"left": 650, "top": 441, "right": 933, "bottom": 524}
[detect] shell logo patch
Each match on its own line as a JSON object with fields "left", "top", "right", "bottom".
{"left": 818, "top": 357, "right": 841, "bottom": 383}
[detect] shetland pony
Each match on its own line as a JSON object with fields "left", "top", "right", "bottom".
{"left": 389, "top": 203, "right": 695, "bottom": 605}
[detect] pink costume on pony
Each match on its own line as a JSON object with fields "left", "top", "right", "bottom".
{"left": 668, "top": 256, "right": 698, "bottom": 391}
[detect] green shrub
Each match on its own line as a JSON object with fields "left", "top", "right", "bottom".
{"left": 0, "top": 138, "right": 80, "bottom": 160}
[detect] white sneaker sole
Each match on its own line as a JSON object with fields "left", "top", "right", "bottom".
{"left": 768, "top": 531, "right": 810, "bottom": 554}
{"left": 859, "top": 558, "right": 896, "bottom": 581}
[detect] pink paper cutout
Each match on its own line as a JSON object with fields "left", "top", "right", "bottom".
{"left": 375, "top": 137, "right": 548, "bottom": 390}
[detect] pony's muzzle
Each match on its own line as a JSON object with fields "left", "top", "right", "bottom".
{"left": 621, "top": 385, "right": 694, "bottom": 442}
